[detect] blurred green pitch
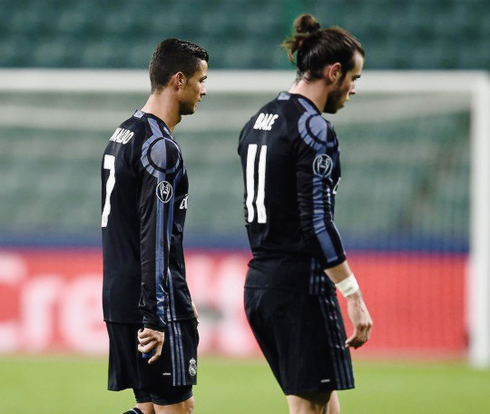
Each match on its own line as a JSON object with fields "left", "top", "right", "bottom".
{"left": 1, "top": 356, "right": 489, "bottom": 413}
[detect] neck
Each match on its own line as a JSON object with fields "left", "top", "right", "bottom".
{"left": 288, "top": 77, "right": 328, "bottom": 113}
{"left": 140, "top": 92, "right": 181, "bottom": 132}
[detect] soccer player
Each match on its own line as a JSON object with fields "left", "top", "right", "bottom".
{"left": 238, "top": 14, "right": 373, "bottom": 414}
{"left": 101, "top": 38, "right": 208, "bottom": 414}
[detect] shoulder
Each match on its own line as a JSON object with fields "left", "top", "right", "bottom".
{"left": 143, "top": 135, "right": 182, "bottom": 173}
{"left": 295, "top": 98, "right": 331, "bottom": 148}
{"left": 138, "top": 114, "right": 182, "bottom": 173}
{"left": 122, "top": 111, "right": 152, "bottom": 136}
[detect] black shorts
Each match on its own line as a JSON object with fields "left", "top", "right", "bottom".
{"left": 106, "top": 319, "right": 198, "bottom": 405}
{"left": 244, "top": 287, "right": 354, "bottom": 395}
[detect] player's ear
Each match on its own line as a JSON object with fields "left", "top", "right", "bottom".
{"left": 173, "top": 72, "right": 187, "bottom": 90}
{"left": 325, "top": 63, "right": 342, "bottom": 84}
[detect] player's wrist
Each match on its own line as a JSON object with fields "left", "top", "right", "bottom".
{"left": 335, "top": 274, "right": 360, "bottom": 297}
{"left": 143, "top": 323, "right": 165, "bottom": 332}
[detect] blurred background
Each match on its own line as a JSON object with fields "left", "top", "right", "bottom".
{"left": 1, "top": 1, "right": 490, "bottom": 413}
{"left": 1, "top": 0, "right": 489, "bottom": 69}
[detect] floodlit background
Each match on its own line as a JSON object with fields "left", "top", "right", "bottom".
{"left": 1, "top": 1, "right": 490, "bottom": 413}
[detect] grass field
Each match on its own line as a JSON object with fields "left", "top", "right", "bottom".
{"left": 1, "top": 356, "right": 489, "bottom": 413}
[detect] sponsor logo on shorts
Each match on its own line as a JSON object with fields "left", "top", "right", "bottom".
{"left": 321, "top": 378, "right": 331, "bottom": 383}
{"left": 313, "top": 154, "right": 333, "bottom": 177}
{"left": 156, "top": 181, "right": 173, "bottom": 203}
{"left": 189, "top": 358, "right": 197, "bottom": 377}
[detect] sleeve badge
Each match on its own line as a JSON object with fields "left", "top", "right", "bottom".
{"left": 156, "top": 181, "right": 173, "bottom": 203}
{"left": 313, "top": 154, "right": 333, "bottom": 177}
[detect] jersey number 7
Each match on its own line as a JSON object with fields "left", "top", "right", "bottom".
{"left": 101, "top": 154, "right": 116, "bottom": 228}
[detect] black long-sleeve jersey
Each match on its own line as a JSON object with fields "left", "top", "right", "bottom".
{"left": 238, "top": 92, "right": 347, "bottom": 295}
{"left": 101, "top": 110, "right": 193, "bottom": 330}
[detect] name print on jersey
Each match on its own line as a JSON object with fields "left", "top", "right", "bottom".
{"left": 109, "top": 127, "right": 134, "bottom": 144}
{"left": 253, "top": 113, "right": 279, "bottom": 131}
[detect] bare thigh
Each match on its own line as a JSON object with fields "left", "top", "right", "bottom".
{"left": 287, "top": 391, "right": 332, "bottom": 414}
{"left": 153, "top": 396, "right": 195, "bottom": 414}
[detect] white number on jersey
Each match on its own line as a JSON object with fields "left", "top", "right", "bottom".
{"left": 245, "top": 144, "right": 267, "bottom": 223}
{"left": 101, "top": 154, "right": 116, "bottom": 227}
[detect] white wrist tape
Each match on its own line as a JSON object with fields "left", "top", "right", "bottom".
{"left": 335, "top": 274, "right": 360, "bottom": 297}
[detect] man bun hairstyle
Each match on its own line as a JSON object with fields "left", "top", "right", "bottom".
{"left": 282, "top": 14, "right": 364, "bottom": 81}
{"left": 283, "top": 13, "right": 321, "bottom": 62}
{"left": 294, "top": 13, "right": 321, "bottom": 36}
{"left": 149, "top": 38, "right": 209, "bottom": 93}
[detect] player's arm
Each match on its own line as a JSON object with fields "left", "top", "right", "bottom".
{"left": 137, "top": 137, "right": 182, "bottom": 361}
{"left": 295, "top": 116, "right": 372, "bottom": 348}
{"left": 295, "top": 117, "right": 346, "bottom": 269}
{"left": 324, "top": 261, "right": 372, "bottom": 349}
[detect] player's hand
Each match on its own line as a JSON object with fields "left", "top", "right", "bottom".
{"left": 138, "top": 327, "right": 165, "bottom": 364}
{"left": 344, "top": 290, "right": 372, "bottom": 349}
{"left": 191, "top": 301, "right": 200, "bottom": 324}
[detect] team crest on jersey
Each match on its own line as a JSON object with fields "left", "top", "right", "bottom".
{"left": 156, "top": 181, "right": 173, "bottom": 203}
{"left": 189, "top": 358, "right": 197, "bottom": 377}
{"left": 313, "top": 154, "right": 333, "bottom": 177}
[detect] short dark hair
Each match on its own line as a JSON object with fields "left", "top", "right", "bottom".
{"left": 282, "top": 14, "right": 364, "bottom": 81}
{"left": 149, "top": 38, "right": 209, "bottom": 92}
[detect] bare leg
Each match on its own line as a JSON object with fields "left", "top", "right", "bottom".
{"left": 327, "top": 391, "right": 340, "bottom": 414}
{"left": 153, "top": 396, "right": 195, "bottom": 414}
{"left": 136, "top": 402, "right": 155, "bottom": 414}
{"left": 287, "top": 392, "right": 332, "bottom": 414}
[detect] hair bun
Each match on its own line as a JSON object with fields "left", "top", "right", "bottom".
{"left": 294, "top": 14, "right": 321, "bottom": 34}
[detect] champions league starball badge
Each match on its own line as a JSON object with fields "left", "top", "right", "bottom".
{"left": 313, "top": 154, "right": 333, "bottom": 177}
{"left": 156, "top": 181, "right": 173, "bottom": 203}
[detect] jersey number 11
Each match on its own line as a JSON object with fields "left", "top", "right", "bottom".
{"left": 246, "top": 144, "right": 267, "bottom": 224}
